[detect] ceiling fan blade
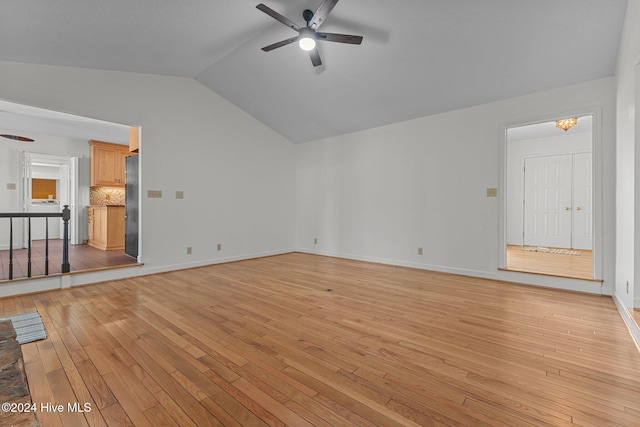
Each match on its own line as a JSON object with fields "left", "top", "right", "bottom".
{"left": 309, "top": 0, "right": 339, "bottom": 30}
{"left": 316, "top": 32, "right": 363, "bottom": 45}
{"left": 256, "top": 3, "right": 301, "bottom": 31}
{"left": 261, "top": 36, "right": 299, "bottom": 52}
{"left": 309, "top": 48, "right": 322, "bottom": 67}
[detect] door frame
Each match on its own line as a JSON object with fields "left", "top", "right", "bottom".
{"left": 19, "top": 152, "right": 77, "bottom": 244}
{"left": 499, "top": 108, "right": 603, "bottom": 280}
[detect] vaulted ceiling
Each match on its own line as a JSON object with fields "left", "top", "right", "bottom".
{"left": 0, "top": 0, "right": 628, "bottom": 143}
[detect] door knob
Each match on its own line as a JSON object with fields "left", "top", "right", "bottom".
{"left": 565, "top": 207, "right": 571, "bottom": 210}
{"left": 576, "top": 207, "right": 582, "bottom": 211}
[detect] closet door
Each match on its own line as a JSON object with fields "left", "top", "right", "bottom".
{"left": 523, "top": 155, "right": 573, "bottom": 248}
{"left": 572, "top": 152, "right": 592, "bottom": 250}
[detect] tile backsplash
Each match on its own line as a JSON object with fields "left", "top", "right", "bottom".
{"left": 90, "top": 187, "right": 125, "bottom": 205}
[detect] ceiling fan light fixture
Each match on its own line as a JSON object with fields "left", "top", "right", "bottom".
{"left": 298, "top": 28, "right": 316, "bottom": 51}
{"left": 556, "top": 117, "right": 578, "bottom": 132}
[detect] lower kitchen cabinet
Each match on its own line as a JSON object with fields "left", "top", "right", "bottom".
{"left": 88, "top": 206, "right": 125, "bottom": 250}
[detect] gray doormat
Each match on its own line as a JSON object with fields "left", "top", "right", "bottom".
{"left": 0, "top": 311, "right": 47, "bottom": 344}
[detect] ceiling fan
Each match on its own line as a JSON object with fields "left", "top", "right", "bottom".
{"left": 256, "top": 0, "right": 363, "bottom": 67}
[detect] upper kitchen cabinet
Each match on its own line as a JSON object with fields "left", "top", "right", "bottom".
{"left": 90, "top": 140, "right": 130, "bottom": 187}
{"left": 129, "top": 126, "right": 139, "bottom": 153}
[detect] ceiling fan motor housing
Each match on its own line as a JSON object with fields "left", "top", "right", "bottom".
{"left": 303, "top": 9, "right": 314, "bottom": 23}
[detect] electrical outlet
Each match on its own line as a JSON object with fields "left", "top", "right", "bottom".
{"left": 417, "top": 247, "right": 423, "bottom": 255}
{"left": 627, "top": 281, "right": 630, "bottom": 293}
{"left": 176, "top": 191, "right": 184, "bottom": 199}
{"left": 314, "top": 238, "right": 318, "bottom": 244}
{"left": 147, "top": 190, "right": 162, "bottom": 198}
{"left": 486, "top": 188, "right": 497, "bottom": 197}
{"left": 217, "top": 243, "right": 222, "bottom": 251}
{"left": 186, "top": 247, "right": 192, "bottom": 255}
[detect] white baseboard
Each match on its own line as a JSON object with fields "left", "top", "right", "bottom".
{"left": 0, "top": 264, "right": 144, "bottom": 298}
{"left": 139, "top": 248, "right": 295, "bottom": 276}
{"left": 613, "top": 293, "right": 640, "bottom": 352}
{"left": 0, "top": 275, "right": 63, "bottom": 298}
{"left": 296, "top": 248, "right": 498, "bottom": 280}
{"left": 295, "top": 248, "right": 604, "bottom": 294}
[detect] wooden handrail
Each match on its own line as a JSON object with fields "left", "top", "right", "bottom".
{"left": 1, "top": 205, "right": 71, "bottom": 280}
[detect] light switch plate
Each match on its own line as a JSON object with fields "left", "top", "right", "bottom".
{"left": 6, "top": 183, "right": 16, "bottom": 190}
{"left": 147, "top": 190, "right": 162, "bottom": 198}
{"left": 176, "top": 191, "right": 184, "bottom": 199}
{"left": 486, "top": 188, "right": 497, "bottom": 197}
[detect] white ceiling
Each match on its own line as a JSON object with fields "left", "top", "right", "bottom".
{"left": 0, "top": 100, "right": 130, "bottom": 145}
{"left": 0, "top": 0, "right": 628, "bottom": 144}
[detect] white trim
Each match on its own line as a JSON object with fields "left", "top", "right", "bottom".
{"left": 0, "top": 264, "right": 142, "bottom": 298}
{"left": 140, "top": 248, "right": 294, "bottom": 276}
{"left": 137, "top": 126, "right": 143, "bottom": 263}
{"left": 296, "top": 248, "right": 604, "bottom": 295}
{"left": 613, "top": 293, "right": 640, "bottom": 352}
{"left": 500, "top": 107, "right": 604, "bottom": 282}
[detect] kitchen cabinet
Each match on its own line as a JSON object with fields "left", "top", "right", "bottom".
{"left": 129, "top": 126, "right": 139, "bottom": 153}
{"left": 90, "top": 140, "right": 130, "bottom": 187}
{"left": 88, "top": 205, "right": 125, "bottom": 250}
{"left": 87, "top": 207, "right": 94, "bottom": 243}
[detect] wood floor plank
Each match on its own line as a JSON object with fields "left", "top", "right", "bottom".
{"left": 24, "top": 355, "right": 65, "bottom": 427}
{"left": 75, "top": 359, "right": 117, "bottom": 410}
{"left": 152, "top": 390, "right": 199, "bottom": 427}
{"left": 47, "top": 329, "right": 108, "bottom": 426}
{"left": 506, "top": 244, "right": 593, "bottom": 280}
{"left": 46, "top": 368, "right": 90, "bottom": 427}
{"left": 143, "top": 404, "right": 180, "bottom": 427}
{"left": 100, "top": 403, "right": 135, "bottom": 427}
{"left": 2, "top": 253, "right": 639, "bottom": 426}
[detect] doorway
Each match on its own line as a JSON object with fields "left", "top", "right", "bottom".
{"left": 505, "top": 115, "right": 594, "bottom": 279}
{"left": 0, "top": 98, "right": 142, "bottom": 280}
{"left": 19, "top": 152, "right": 76, "bottom": 245}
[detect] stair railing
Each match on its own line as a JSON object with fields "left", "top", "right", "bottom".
{"left": 0, "top": 205, "right": 70, "bottom": 280}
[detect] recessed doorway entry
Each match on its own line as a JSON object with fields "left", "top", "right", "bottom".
{"left": 505, "top": 115, "right": 594, "bottom": 279}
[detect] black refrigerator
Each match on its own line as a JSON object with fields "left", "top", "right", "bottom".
{"left": 125, "top": 155, "right": 139, "bottom": 259}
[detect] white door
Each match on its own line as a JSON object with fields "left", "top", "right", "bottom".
{"left": 58, "top": 163, "right": 70, "bottom": 240}
{"left": 70, "top": 157, "right": 80, "bottom": 244}
{"left": 523, "top": 155, "right": 572, "bottom": 248}
{"left": 572, "top": 153, "right": 592, "bottom": 250}
{"left": 20, "top": 151, "right": 32, "bottom": 248}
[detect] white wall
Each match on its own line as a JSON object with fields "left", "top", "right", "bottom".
{"left": 296, "top": 78, "right": 615, "bottom": 294}
{"left": 506, "top": 131, "right": 591, "bottom": 245}
{"left": 0, "top": 61, "right": 295, "bottom": 290}
{"left": 0, "top": 63, "right": 621, "bottom": 299}
{"left": 615, "top": 0, "right": 640, "bottom": 309}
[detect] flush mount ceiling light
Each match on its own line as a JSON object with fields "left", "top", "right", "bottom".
{"left": 555, "top": 117, "right": 578, "bottom": 132}
{"left": 298, "top": 27, "right": 316, "bottom": 51}
{"left": 0, "top": 134, "right": 34, "bottom": 142}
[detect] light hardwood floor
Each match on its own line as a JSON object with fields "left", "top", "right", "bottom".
{"left": 1, "top": 253, "right": 639, "bottom": 426}
{"left": 506, "top": 245, "right": 593, "bottom": 280}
